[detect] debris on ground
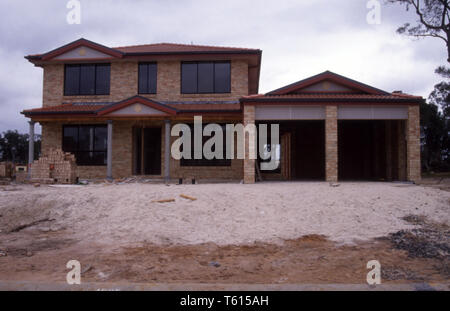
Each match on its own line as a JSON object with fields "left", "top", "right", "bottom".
{"left": 152, "top": 199, "right": 176, "bottom": 203}
{"left": 209, "top": 261, "right": 221, "bottom": 268}
{"left": 81, "top": 265, "right": 93, "bottom": 275}
{"left": 180, "top": 194, "right": 197, "bottom": 201}
{"left": 381, "top": 266, "right": 424, "bottom": 281}
{"left": 388, "top": 215, "right": 449, "bottom": 259}
{"left": 0, "top": 250, "right": 7, "bottom": 257}
{"left": 33, "top": 183, "right": 40, "bottom": 188}
{"left": 329, "top": 183, "right": 340, "bottom": 187}
{"left": 10, "top": 218, "right": 54, "bottom": 233}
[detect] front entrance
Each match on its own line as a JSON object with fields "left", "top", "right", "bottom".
{"left": 133, "top": 127, "right": 162, "bottom": 175}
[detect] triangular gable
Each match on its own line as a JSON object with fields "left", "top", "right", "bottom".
{"left": 267, "top": 71, "right": 390, "bottom": 95}
{"left": 98, "top": 96, "right": 178, "bottom": 116}
{"left": 41, "top": 38, "right": 123, "bottom": 61}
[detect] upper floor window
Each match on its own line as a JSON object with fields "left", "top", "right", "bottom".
{"left": 181, "top": 61, "right": 231, "bottom": 94}
{"left": 64, "top": 64, "right": 110, "bottom": 96}
{"left": 138, "top": 62, "right": 157, "bottom": 94}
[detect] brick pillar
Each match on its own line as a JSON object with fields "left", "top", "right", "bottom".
{"left": 397, "top": 120, "right": 407, "bottom": 181}
{"left": 325, "top": 105, "right": 338, "bottom": 182}
{"left": 407, "top": 106, "right": 421, "bottom": 182}
{"left": 243, "top": 105, "right": 255, "bottom": 184}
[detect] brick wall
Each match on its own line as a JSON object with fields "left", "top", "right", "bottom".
{"left": 41, "top": 119, "right": 244, "bottom": 181}
{"left": 42, "top": 60, "right": 249, "bottom": 107}
{"left": 407, "top": 105, "right": 421, "bottom": 182}
{"left": 243, "top": 105, "right": 255, "bottom": 184}
{"left": 325, "top": 105, "right": 338, "bottom": 182}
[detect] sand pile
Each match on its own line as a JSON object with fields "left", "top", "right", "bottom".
{"left": 0, "top": 182, "right": 449, "bottom": 247}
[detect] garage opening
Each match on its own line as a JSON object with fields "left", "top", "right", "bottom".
{"left": 338, "top": 120, "right": 406, "bottom": 181}
{"left": 257, "top": 121, "right": 325, "bottom": 181}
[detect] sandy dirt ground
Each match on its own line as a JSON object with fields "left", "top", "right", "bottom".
{"left": 0, "top": 180, "right": 449, "bottom": 285}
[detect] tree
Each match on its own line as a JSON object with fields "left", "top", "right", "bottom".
{"left": 0, "top": 130, "right": 41, "bottom": 164}
{"left": 420, "top": 101, "right": 448, "bottom": 171}
{"left": 387, "top": 0, "right": 450, "bottom": 62}
{"left": 429, "top": 79, "right": 450, "bottom": 116}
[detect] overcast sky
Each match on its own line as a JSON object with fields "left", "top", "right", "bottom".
{"left": 0, "top": 0, "right": 446, "bottom": 134}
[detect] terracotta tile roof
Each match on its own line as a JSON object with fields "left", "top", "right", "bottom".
{"left": 113, "top": 43, "right": 260, "bottom": 54}
{"left": 241, "top": 92, "right": 424, "bottom": 104}
{"left": 242, "top": 93, "right": 423, "bottom": 100}
{"left": 22, "top": 99, "right": 241, "bottom": 117}
{"left": 165, "top": 103, "right": 241, "bottom": 112}
{"left": 22, "top": 103, "right": 111, "bottom": 115}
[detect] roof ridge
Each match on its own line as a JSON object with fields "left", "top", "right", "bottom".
{"left": 113, "top": 42, "right": 259, "bottom": 51}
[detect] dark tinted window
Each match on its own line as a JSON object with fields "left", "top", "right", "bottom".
{"left": 64, "top": 66, "right": 80, "bottom": 96}
{"left": 64, "top": 64, "right": 110, "bottom": 96}
{"left": 138, "top": 63, "right": 157, "bottom": 94}
{"left": 62, "top": 126, "right": 78, "bottom": 151}
{"left": 62, "top": 125, "right": 108, "bottom": 166}
{"left": 95, "top": 64, "right": 110, "bottom": 95}
{"left": 180, "top": 124, "right": 231, "bottom": 167}
{"left": 79, "top": 65, "right": 95, "bottom": 95}
{"left": 198, "top": 63, "right": 214, "bottom": 93}
{"left": 181, "top": 61, "right": 231, "bottom": 94}
{"left": 181, "top": 62, "right": 197, "bottom": 93}
{"left": 214, "top": 62, "right": 231, "bottom": 93}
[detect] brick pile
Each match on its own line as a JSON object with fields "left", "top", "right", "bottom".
{"left": 0, "top": 162, "right": 13, "bottom": 178}
{"left": 30, "top": 148, "right": 77, "bottom": 184}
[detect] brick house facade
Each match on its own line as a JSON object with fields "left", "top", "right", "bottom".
{"left": 23, "top": 38, "right": 423, "bottom": 183}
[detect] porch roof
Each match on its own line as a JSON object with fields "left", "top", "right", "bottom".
{"left": 21, "top": 96, "right": 242, "bottom": 118}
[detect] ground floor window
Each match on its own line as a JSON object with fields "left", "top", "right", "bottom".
{"left": 180, "top": 124, "right": 231, "bottom": 167}
{"left": 62, "top": 125, "right": 107, "bottom": 166}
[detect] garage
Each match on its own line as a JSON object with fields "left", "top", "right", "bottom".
{"left": 337, "top": 105, "right": 408, "bottom": 181}
{"left": 255, "top": 106, "right": 326, "bottom": 181}
{"left": 241, "top": 71, "right": 422, "bottom": 184}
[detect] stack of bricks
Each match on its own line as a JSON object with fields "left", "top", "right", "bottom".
{"left": 0, "top": 162, "right": 13, "bottom": 178}
{"left": 30, "top": 148, "right": 77, "bottom": 184}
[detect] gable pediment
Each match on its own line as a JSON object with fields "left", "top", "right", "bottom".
{"left": 267, "top": 71, "right": 390, "bottom": 96}
{"left": 53, "top": 46, "right": 112, "bottom": 60}
{"left": 108, "top": 103, "right": 170, "bottom": 116}
{"left": 294, "top": 80, "right": 355, "bottom": 93}
{"left": 39, "top": 38, "right": 123, "bottom": 61}
{"left": 98, "top": 96, "right": 178, "bottom": 116}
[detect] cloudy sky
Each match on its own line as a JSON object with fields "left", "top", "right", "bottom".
{"left": 0, "top": 0, "right": 446, "bottom": 134}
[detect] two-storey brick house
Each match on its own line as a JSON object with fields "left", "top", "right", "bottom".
{"left": 23, "top": 38, "right": 423, "bottom": 183}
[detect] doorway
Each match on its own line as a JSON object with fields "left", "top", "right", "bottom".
{"left": 133, "top": 127, "right": 162, "bottom": 175}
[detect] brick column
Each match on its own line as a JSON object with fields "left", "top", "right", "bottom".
{"left": 397, "top": 120, "right": 407, "bottom": 181}
{"left": 243, "top": 105, "right": 255, "bottom": 184}
{"left": 406, "top": 105, "right": 421, "bottom": 182}
{"left": 325, "top": 105, "right": 338, "bottom": 182}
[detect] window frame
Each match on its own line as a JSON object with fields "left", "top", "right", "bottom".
{"left": 62, "top": 124, "right": 108, "bottom": 166}
{"left": 64, "top": 63, "right": 111, "bottom": 96}
{"left": 138, "top": 62, "right": 158, "bottom": 94}
{"left": 180, "top": 61, "right": 231, "bottom": 94}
